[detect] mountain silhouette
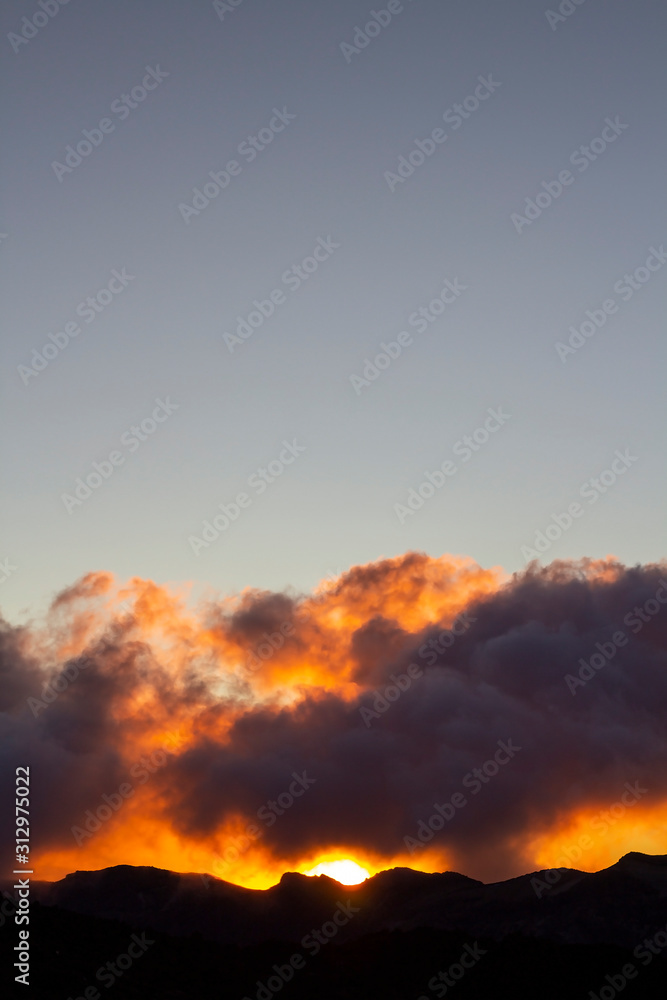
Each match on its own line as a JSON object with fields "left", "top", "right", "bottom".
{"left": 17, "top": 851, "right": 667, "bottom": 948}
{"left": 4, "top": 854, "right": 667, "bottom": 998}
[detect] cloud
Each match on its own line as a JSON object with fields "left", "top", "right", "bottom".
{"left": 2, "top": 554, "right": 666, "bottom": 884}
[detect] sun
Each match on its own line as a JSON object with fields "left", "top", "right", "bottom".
{"left": 303, "top": 859, "right": 370, "bottom": 885}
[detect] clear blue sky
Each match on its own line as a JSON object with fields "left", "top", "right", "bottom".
{"left": 2, "top": 0, "right": 665, "bottom": 622}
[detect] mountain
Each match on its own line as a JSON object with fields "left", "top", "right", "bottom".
{"left": 3, "top": 854, "right": 667, "bottom": 999}
{"left": 17, "top": 851, "right": 667, "bottom": 949}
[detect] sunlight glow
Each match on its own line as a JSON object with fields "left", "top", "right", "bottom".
{"left": 304, "top": 859, "right": 371, "bottom": 884}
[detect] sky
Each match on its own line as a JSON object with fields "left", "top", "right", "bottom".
{"left": 1, "top": 0, "right": 666, "bottom": 624}
{"left": 1, "top": 0, "right": 667, "bottom": 893}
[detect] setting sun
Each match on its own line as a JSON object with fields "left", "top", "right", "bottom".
{"left": 304, "top": 859, "right": 371, "bottom": 885}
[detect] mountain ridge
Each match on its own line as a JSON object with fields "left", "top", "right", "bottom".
{"left": 8, "top": 851, "right": 667, "bottom": 950}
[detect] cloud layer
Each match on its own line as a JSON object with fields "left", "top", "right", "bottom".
{"left": 2, "top": 553, "right": 667, "bottom": 885}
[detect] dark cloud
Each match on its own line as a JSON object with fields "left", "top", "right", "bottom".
{"left": 2, "top": 556, "right": 667, "bottom": 882}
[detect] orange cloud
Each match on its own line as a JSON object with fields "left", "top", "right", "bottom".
{"left": 3, "top": 552, "right": 667, "bottom": 888}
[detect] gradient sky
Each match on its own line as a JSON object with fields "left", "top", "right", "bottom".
{"left": 2, "top": 0, "right": 665, "bottom": 623}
